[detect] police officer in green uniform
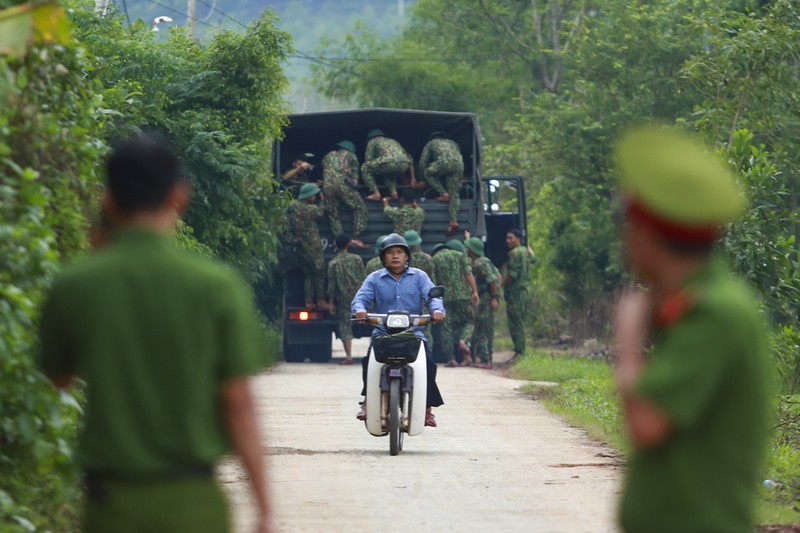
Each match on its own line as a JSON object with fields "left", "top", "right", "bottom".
{"left": 465, "top": 237, "right": 501, "bottom": 369}
{"left": 434, "top": 239, "right": 479, "bottom": 367}
{"left": 503, "top": 228, "right": 531, "bottom": 359}
{"left": 612, "top": 126, "right": 771, "bottom": 533}
{"left": 365, "top": 235, "right": 388, "bottom": 275}
{"left": 39, "top": 138, "right": 273, "bottom": 533}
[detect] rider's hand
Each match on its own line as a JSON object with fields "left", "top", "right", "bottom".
{"left": 355, "top": 310, "right": 367, "bottom": 321}
{"left": 471, "top": 291, "right": 479, "bottom": 307}
{"left": 432, "top": 311, "right": 445, "bottom": 324}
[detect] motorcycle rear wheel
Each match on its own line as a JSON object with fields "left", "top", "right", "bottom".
{"left": 389, "top": 377, "right": 401, "bottom": 456}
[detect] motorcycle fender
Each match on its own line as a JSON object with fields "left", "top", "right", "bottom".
{"left": 365, "top": 347, "right": 387, "bottom": 437}
{"left": 407, "top": 343, "right": 427, "bottom": 436}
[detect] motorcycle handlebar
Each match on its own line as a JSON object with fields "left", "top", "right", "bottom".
{"left": 351, "top": 313, "right": 432, "bottom": 327}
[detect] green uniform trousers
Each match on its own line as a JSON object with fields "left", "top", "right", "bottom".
{"left": 441, "top": 299, "right": 472, "bottom": 362}
{"left": 323, "top": 182, "right": 368, "bottom": 239}
{"left": 506, "top": 289, "right": 527, "bottom": 355}
{"left": 297, "top": 243, "right": 326, "bottom": 307}
{"left": 84, "top": 476, "right": 228, "bottom": 533}
{"left": 361, "top": 156, "right": 410, "bottom": 196}
{"left": 471, "top": 298, "right": 495, "bottom": 364}
{"left": 424, "top": 159, "right": 463, "bottom": 223}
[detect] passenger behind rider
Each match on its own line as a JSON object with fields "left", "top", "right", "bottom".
{"left": 351, "top": 233, "right": 445, "bottom": 427}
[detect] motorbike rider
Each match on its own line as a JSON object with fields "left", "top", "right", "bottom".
{"left": 351, "top": 233, "right": 446, "bottom": 427}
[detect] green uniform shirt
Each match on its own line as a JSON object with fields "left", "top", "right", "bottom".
{"left": 433, "top": 249, "right": 471, "bottom": 301}
{"left": 327, "top": 251, "right": 366, "bottom": 304}
{"left": 39, "top": 230, "right": 269, "bottom": 476}
{"left": 620, "top": 261, "right": 771, "bottom": 533}
{"left": 473, "top": 256, "right": 500, "bottom": 296}
{"left": 365, "top": 256, "right": 383, "bottom": 275}
{"left": 505, "top": 245, "right": 531, "bottom": 291}
{"left": 410, "top": 248, "right": 435, "bottom": 282}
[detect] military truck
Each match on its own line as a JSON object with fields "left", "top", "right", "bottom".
{"left": 274, "top": 108, "right": 526, "bottom": 362}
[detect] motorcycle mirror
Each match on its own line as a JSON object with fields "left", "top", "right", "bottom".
{"left": 427, "top": 286, "right": 445, "bottom": 299}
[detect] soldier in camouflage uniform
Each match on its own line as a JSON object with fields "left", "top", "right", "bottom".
{"left": 384, "top": 188, "right": 425, "bottom": 235}
{"left": 465, "top": 237, "right": 501, "bottom": 368}
{"left": 365, "top": 235, "right": 387, "bottom": 275}
{"left": 287, "top": 183, "right": 328, "bottom": 309}
{"left": 405, "top": 230, "right": 435, "bottom": 345}
{"left": 419, "top": 132, "right": 464, "bottom": 236}
{"left": 321, "top": 141, "right": 368, "bottom": 247}
{"left": 327, "top": 233, "right": 367, "bottom": 365}
{"left": 503, "top": 229, "right": 532, "bottom": 359}
{"left": 361, "top": 129, "right": 414, "bottom": 202}
{"left": 282, "top": 153, "right": 320, "bottom": 196}
{"left": 433, "top": 239, "right": 479, "bottom": 367}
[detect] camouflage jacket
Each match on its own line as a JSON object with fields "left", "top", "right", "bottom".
{"left": 506, "top": 245, "right": 531, "bottom": 290}
{"left": 328, "top": 251, "right": 366, "bottom": 303}
{"left": 419, "top": 138, "right": 463, "bottom": 170}
{"left": 384, "top": 205, "right": 425, "bottom": 234}
{"left": 286, "top": 200, "right": 324, "bottom": 248}
{"left": 473, "top": 256, "right": 500, "bottom": 296}
{"left": 365, "top": 136, "right": 412, "bottom": 164}
{"left": 365, "top": 256, "right": 383, "bottom": 274}
{"left": 410, "top": 248, "right": 435, "bottom": 282}
{"left": 322, "top": 148, "right": 359, "bottom": 188}
{"left": 433, "top": 249, "right": 471, "bottom": 301}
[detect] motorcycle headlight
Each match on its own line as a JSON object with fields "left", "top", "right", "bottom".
{"left": 386, "top": 314, "right": 410, "bottom": 329}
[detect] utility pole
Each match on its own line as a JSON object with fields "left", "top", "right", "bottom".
{"left": 187, "top": 0, "right": 196, "bottom": 37}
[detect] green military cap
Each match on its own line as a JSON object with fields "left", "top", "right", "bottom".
{"left": 428, "top": 131, "right": 447, "bottom": 141}
{"left": 366, "top": 129, "right": 385, "bottom": 141}
{"left": 431, "top": 243, "right": 448, "bottom": 256}
{"left": 336, "top": 140, "right": 356, "bottom": 153}
{"left": 464, "top": 237, "right": 484, "bottom": 257}
{"left": 446, "top": 239, "right": 465, "bottom": 253}
{"left": 297, "top": 183, "right": 321, "bottom": 201}
{"left": 614, "top": 125, "right": 745, "bottom": 233}
{"left": 403, "top": 230, "right": 422, "bottom": 247}
{"left": 374, "top": 234, "right": 388, "bottom": 256}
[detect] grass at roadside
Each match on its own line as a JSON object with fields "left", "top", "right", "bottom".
{"left": 510, "top": 351, "right": 800, "bottom": 527}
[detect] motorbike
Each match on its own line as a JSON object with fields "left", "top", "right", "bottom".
{"left": 356, "top": 286, "right": 443, "bottom": 456}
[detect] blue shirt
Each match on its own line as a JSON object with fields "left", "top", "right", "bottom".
{"left": 351, "top": 267, "right": 445, "bottom": 340}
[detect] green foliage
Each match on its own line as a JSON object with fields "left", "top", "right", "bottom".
{"left": 69, "top": 1, "right": 292, "bottom": 306}
{"left": 0, "top": 37, "right": 103, "bottom": 530}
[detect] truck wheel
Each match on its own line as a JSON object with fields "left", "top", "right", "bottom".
{"left": 307, "top": 341, "right": 332, "bottom": 363}
{"left": 389, "top": 377, "right": 401, "bottom": 456}
{"left": 282, "top": 338, "right": 307, "bottom": 363}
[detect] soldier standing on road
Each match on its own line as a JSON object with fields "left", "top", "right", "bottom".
{"left": 361, "top": 129, "right": 414, "bottom": 202}
{"left": 613, "top": 126, "right": 771, "bottom": 533}
{"left": 404, "top": 230, "right": 434, "bottom": 281}
{"left": 434, "top": 239, "right": 479, "bottom": 367}
{"left": 465, "top": 237, "right": 501, "bottom": 369}
{"left": 503, "top": 229, "right": 531, "bottom": 360}
{"left": 365, "top": 235, "right": 388, "bottom": 275}
{"left": 327, "top": 233, "right": 367, "bottom": 366}
{"left": 321, "top": 141, "right": 368, "bottom": 248}
{"left": 384, "top": 188, "right": 425, "bottom": 235}
{"left": 39, "top": 138, "right": 273, "bottom": 533}
{"left": 287, "top": 183, "right": 328, "bottom": 310}
{"left": 418, "top": 132, "right": 465, "bottom": 236}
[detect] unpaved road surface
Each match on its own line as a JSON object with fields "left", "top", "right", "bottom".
{"left": 218, "top": 339, "right": 622, "bottom": 533}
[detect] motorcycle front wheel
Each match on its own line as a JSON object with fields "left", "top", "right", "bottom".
{"left": 389, "top": 377, "right": 401, "bottom": 456}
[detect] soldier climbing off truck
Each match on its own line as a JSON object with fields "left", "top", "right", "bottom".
{"left": 275, "top": 108, "right": 527, "bottom": 363}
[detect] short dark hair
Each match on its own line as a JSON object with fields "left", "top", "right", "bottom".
{"left": 334, "top": 233, "right": 352, "bottom": 250}
{"left": 401, "top": 188, "right": 416, "bottom": 204}
{"left": 508, "top": 228, "right": 524, "bottom": 239}
{"left": 107, "top": 137, "right": 182, "bottom": 213}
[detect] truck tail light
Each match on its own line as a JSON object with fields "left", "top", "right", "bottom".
{"left": 289, "top": 310, "right": 323, "bottom": 321}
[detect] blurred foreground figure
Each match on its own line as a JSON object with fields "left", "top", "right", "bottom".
{"left": 613, "top": 126, "right": 771, "bottom": 533}
{"left": 40, "top": 137, "right": 273, "bottom": 533}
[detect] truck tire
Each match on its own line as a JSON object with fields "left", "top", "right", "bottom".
{"left": 307, "top": 341, "right": 332, "bottom": 363}
{"left": 282, "top": 338, "right": 307, "bottom": 363}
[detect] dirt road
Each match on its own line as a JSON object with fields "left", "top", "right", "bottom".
{"left": 218, "top": 339, "right": 622, "bottom": 533}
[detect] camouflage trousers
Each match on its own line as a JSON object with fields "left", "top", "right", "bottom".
{"left": 361, "top": 156, "right": 411, "bottom": 196}
{"left": 323, "top": 182, "right": 368, "bottom": 238}
{"left": 297, "top": 244, "right": 326, "bottom": 307}
{"left": 471, "top": 298, "right": 495, "bottom": 364}
{"left": 441, "top": 299, "right": 472, "bottom": 362}
{"left": 424, "top": 158, "right": 463, "bottom": 223}
{"left": 334, "top": 306, "right": 353, "bottom": 341}
{"left": 506, "top": 288, "right": 528, "bottom": 355}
